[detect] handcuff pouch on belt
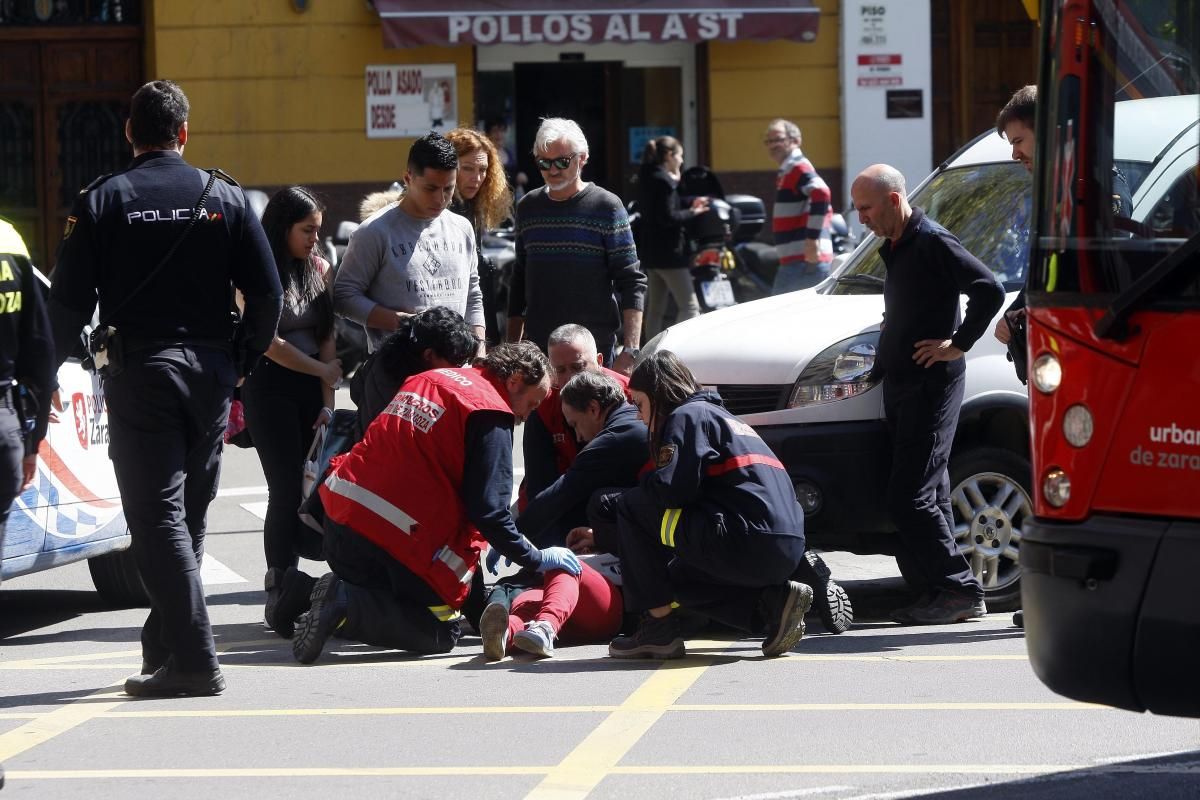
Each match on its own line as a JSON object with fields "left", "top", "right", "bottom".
{"left": 88, "top": 325, "right": 124, "bottom": 376}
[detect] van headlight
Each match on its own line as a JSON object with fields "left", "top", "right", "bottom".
{"left": 787, "top": 333, "right": 880, "bottom": 409}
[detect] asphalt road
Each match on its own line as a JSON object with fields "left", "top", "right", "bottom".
{"left": 2, "top": 400, "right": 1198, "bottom": 799}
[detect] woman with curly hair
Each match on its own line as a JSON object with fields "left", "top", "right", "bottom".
{"left": 446, "top": 127, "right": 514, "bottom": 345}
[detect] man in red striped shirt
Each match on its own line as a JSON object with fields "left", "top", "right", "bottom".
{"left": 764, "top": 119, "right": 834, "bottom": 294}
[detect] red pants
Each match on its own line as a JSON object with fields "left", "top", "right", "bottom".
{"left": 505, "top": 563, "right": 623, "bottom": 652}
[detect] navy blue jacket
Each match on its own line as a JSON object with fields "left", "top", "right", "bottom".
{"left": 643, "top": 391, "right": 804, "bottom": 542}
{"left": 519, "top": 402, "right": 648, "bottom": 547}
{"left": 878, "top": 207, "right": 1004, "bottom": 378}
{"left": 48, "top": 150, "right": 282, "bottom": 376}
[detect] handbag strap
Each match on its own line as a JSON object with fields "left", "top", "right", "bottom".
{"left": 98, "top": 169, "right": 220, "bottom": 329}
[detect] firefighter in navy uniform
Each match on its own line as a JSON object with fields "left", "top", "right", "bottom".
{"left": 0, "top": 218, "right": 55, "bottom": 585}
{"left": 46, "top": 81, "right": 283, "bottom": 698}
{"left": 608, "top": 350, "right": 813, "bottom": 660}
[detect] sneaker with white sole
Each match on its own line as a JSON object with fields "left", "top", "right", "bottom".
{"left": 512, "top": 620, "right": 556, "bottom": 658}
{"left": 479, "top": 601, "right": 511, "bottom": 662}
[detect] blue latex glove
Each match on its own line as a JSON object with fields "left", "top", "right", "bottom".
{"left": 485, "top": 547, "right": 511, "bottom": 576}
{"left": 536, "top": 546, "right": 582, "bottom": 576}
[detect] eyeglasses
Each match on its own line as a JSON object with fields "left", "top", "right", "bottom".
{"left": 535, "top": 153, "right": 580, "bottom": 171}
{"left": 763, "top": 136, "right": 790, "bottom": 146}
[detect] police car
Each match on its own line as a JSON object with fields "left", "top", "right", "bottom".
{"left": 0, "top": 220, "right": 146, "bottom": 605}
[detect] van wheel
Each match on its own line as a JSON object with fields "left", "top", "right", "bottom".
{"left": 88, "top": 548, "right": 149, "bottom": 607}
{"left": 949, "top": 447, "right": 1031, "bottom": 612}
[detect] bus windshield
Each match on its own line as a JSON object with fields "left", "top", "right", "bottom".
{"left": 1030, "top": 1, "right": 1199, "bottom": 306}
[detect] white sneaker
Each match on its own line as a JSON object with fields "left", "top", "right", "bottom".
{"left": 512, "top": 620, "right": 556, "bottom": 658}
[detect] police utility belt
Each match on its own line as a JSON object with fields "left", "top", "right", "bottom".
{"left": 87, "top": 171, "right": 220, "bottom": 377}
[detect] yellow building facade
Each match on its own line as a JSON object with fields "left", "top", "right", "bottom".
{"left": 145, "top": 0, "right": 841, "bottom": 226}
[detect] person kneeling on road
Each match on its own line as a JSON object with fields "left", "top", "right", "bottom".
{"left": 609, "top": 351, "right": 813, "bottom": 660}
{"left": 479, "top": 370, "right": 647, "bottom": 660}
{"left": 290, "top": 342, "right": 582, "bottom": 664}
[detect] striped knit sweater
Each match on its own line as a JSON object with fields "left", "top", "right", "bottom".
{"left": 773, "top": 148, "right": 834, "bottom": 268}
{"left": 508, "top": 183, "right": 645, "bottom": 353}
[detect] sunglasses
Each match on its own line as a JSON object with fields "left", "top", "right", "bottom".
{"left": 535, "top": 153, "right": 580, "bottom": 171}
{"left": 763, "top": 136, "right": 790, "bottom": 145}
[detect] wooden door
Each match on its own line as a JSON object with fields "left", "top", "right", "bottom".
{"left": 932, "top": 0, "right": 1038, "bottom": 164}
{"left": 0, "top": 34, "right": 140, "bottom": 269}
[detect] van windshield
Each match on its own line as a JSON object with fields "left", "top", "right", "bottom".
{"left": 829, "top": 162, "right": 1032, "bottom": 295}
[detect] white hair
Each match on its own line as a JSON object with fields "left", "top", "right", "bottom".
{"left": 547, "top": 323, "right": 597, "bottom": 356}
{"left": 534, "top": 117, "right": 589, "bottom": 156}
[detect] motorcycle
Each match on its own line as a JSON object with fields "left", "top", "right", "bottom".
{"left": 677, "top": 166, "right": 856, "bottom": 304}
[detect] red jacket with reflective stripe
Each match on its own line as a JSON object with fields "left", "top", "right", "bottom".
{"left": 319, "top": 366, "right": 511, "bottom": 607}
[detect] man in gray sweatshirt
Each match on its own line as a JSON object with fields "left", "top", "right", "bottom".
{"left": 334, "top": 132, "right": 485, "bottom": 354}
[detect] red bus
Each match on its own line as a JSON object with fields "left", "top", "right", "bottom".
{"left": 1022, "top": 0, "right": 1200, "bottom": 717}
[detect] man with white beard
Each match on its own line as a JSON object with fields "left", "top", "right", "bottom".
{"left": 505, "top": 117, "right": 646, "bottom": 375}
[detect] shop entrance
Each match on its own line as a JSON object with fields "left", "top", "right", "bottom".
{"left": 513, "top": 61, "right": 622, "bottom": 192}
{"left": 476, "top": 42, "right": 695, "bottom": 207}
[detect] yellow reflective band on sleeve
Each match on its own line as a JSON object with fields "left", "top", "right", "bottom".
{"left": 670, "top": 600, "right": 680, "bottom": 610}
{"left": 659, "top": 508, "right": 682, "bottom": 548}
{"left": 428, "top": 605, "right": 463, "bottom": 623}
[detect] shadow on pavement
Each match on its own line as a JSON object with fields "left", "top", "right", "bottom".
{"left": 913, "top": 750, "right": 1200, "bottom": 800}
{"left": 0, "top": 589, "right": 119, "bottom": 639}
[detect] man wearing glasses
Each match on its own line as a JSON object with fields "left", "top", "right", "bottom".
{"left": 763, "top": 119, "right": 834, "bottom": 294}
{"left": 506, "top": 118, "right": 646, "bottom": 376}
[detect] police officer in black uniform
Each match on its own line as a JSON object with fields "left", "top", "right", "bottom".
{"left": 851, "top": 164, "right": 1004, "bottom": 626}
{"left": 0, "top": 218, "right": 55, "bottom": 586}
{"left": 47, "top": 80, "right": 283, "bottom": 697}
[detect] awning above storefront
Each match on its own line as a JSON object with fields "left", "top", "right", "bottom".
{"left": 374, "top": 1, "right": 820, "bottom": 48}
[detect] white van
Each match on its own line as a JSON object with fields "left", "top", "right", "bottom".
{"left": 637, "top": 96, "right": 1198, "bottom": 611}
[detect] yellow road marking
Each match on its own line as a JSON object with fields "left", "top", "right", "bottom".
{"left": 5, "top": 764, "right": 1085, "bottom": 780}
{"left": 75, "top": 700, "right": 1099, "bottom": 720}
{"left": 525, "top": 643, "right": 730, "bottom": 800}
{"left": 0, "top": 637, "right": 284, "bottom": 759}
{"left": 0, "top": 638, "right": 288, "bottom": 669}
{"left": 0, "top": 685, "right": 126, "bottom": 762}
{"left": 0, "top": 653, "right": 1031, "bottom": 670}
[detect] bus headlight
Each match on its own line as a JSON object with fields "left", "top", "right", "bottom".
{"left": 787, "top": 333, "right": 879, "bottom": 409}
{"left": 1043, "top": 468, "right": 1071, "bottom": 507}
{"left": 1063, "top": 404, "right": 1094, "bottom": 447}
{"left": 1032, "top": 353, "right": 1062, "bottom": 394}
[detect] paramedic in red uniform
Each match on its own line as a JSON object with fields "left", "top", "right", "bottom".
{"left": 523, "top": 323, "right": 629, "bottom": 509}
{"left": 291, "top": 342, "right": 582, "bottom": 664}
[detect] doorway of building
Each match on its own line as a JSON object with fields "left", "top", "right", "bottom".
{"left": 0, "top": 35, "right": 141, "bottom": 268}
{"left": 513, "top": 61, "right": 622, "bottom": 193}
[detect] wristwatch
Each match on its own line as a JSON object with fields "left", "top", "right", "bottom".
{"left": 620, "top": 346, "right": 641, "bottom": 359}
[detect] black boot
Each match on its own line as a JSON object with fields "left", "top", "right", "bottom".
{"left": 292, "top": 573, "right": 348, "bottom": 665}
{"left": 124, "top": 660, "right": 225, "bottom": 698}
{"left": 266, "top": 567, "right": 317, "bottom": 640}
{"left": 794, "top": 551, "right": 854, "bottom": 634}
{"left": 608, "top": 613, "right": 685, "bottom": 660}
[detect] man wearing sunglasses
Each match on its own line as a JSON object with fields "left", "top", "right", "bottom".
{"left": 506, "top": 118, "right": 646, "bottom": 376}
{"left": 763, "top": 119, "right": 834, "bottom": 295}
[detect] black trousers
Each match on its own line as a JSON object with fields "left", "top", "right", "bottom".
{"left": 242, "top": 357, "right": 324, "bottom": 571}
{"left": 0, "top": 399, "right": 25, "bottom": 588}
{"left": 882, "top": 365, "right": 982, "bottom": 599}
{"left": 324, "top": 518, "right": 460, "bottom": 654}
{"left": 104, "top": 346, "right": 235, "bottom": 673}
{"left": 616, "top": 485, "right": 806, "bottom": 633}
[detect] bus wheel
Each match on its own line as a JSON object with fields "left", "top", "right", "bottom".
{"left": 88, "top": 548, "right": 150, "bottom": 608}
{"left": 949, "top": 447, "right": 1032, "bottom": 612}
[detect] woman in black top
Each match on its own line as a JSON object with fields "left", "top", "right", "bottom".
{"left": 637, "top": 136, "right": 708, "bottom": 339}
{"left": 447, "top": 127, "right": 514, "bottom": 347}
{"left": 243, "top": 187, "right": 341, "bottom": 636}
